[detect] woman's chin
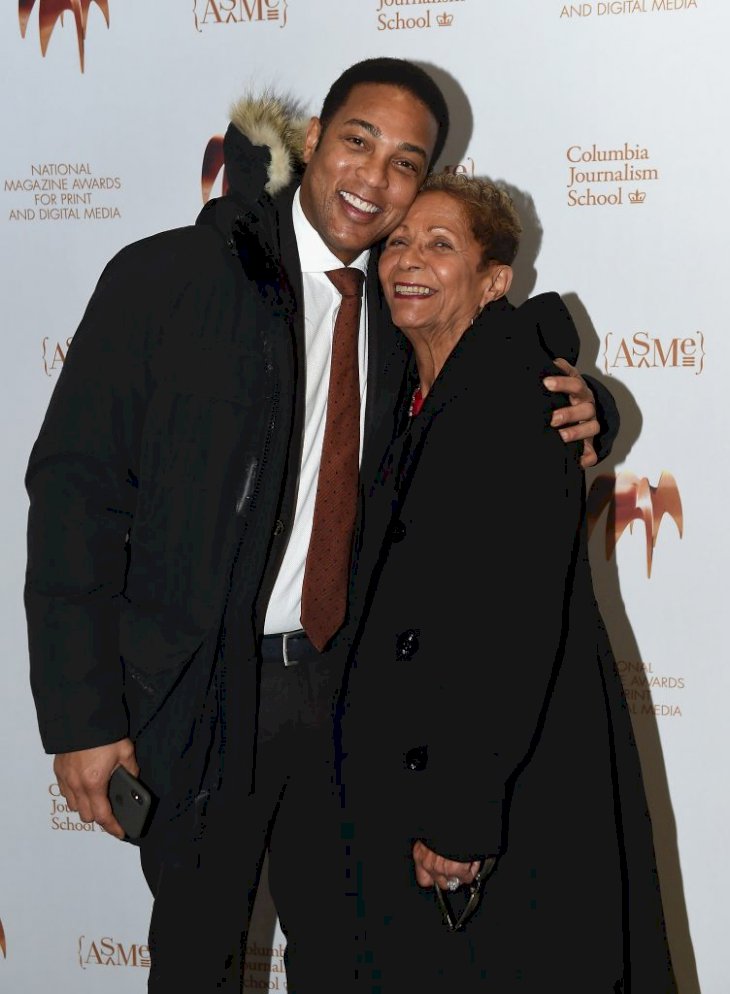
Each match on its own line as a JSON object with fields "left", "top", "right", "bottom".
{"left": 389, "top": 304, "right": 431, "bottom": 335}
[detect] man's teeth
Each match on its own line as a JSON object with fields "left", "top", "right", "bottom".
{"left": 395, "top": 285, "right": 434, "bottom": 296}
{"left": 340, "top": 191, "right": 380, "bottom": 214}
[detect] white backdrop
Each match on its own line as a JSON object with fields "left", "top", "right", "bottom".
{"left": 0, "top": 1, "right": 724, "bottom": 991}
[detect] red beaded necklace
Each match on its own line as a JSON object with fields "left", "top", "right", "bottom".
{"left": 409, "top": 386, "right": 424, "bottom": 417}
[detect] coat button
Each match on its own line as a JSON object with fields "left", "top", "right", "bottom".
{"left": 396, "top": 629, "right": 420, "bottom": 660}
{"left": 390, "top": 519, "right": 406, "bottom": 542}
{"left": 404, "top": 746, "right": 428, "bottom": 772}
{"left": 273, "top": 519, "right": 285, "bottom": 536}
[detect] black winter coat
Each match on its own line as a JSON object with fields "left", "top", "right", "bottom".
{"left": 23, "top": 123, "right": 407, "bottom": 821}
{"left": 337, "top": 294, "right": 676, "bottom": 993}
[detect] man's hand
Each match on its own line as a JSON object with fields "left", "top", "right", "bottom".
{"left": 412, "top": 839, "right": 481, "bottom": 890}
{"left": 543, "top": 357, "right": 600, "bottom": 469}
{"left": 53, "top": 738, "right": 138, "bottom": 839}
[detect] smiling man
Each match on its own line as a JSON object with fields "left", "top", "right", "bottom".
{"left": 24, "top": 58, "right": 618, "bottom": 993}
{"left": 299, "top": 83, "right": 437, "bottom": 260}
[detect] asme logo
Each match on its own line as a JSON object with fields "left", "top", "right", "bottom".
{"left": 78, "top": 935, "right": 150, "bottom": 969}
{"left": 601, "top": 330, "right": 705, "bottom": 375}
{"left": 19, "top": 0, "right": 110, "bottom": 73}
{"left": 193, "top": 0, "right": 288, "bottom": 31}
{"left": 42, "top": 336, "right": 74, "bottom": 376}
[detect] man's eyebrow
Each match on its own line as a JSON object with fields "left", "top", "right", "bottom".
{"left": 343, "top": 118, "right": 429, "bottom": 162}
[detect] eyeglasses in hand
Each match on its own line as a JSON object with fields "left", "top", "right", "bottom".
{"left": 433, "top": 856, "right": 496, "bottom": 932}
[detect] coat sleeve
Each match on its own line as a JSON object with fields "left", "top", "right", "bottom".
{"left": 527, "top": 291, "right": 620, "bottom": 463}
{"left": 25, "top": 244, "right": 154, "bottom": 754}
{"left": 585, "top": 375, "right": 620, "bottom": 462}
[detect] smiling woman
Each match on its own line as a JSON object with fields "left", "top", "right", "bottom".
{"left": 378, "top": 174, "right": 521, "bottom": 395}
{"left": 335, "top": 172, "right": 677, "bottom": 991}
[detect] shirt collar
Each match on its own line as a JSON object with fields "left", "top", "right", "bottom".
{"left": 292, "top": 187, "right": 370, "bottom": 278}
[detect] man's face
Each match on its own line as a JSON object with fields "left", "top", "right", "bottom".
{"left": 299, "top": 82, "right": 439, "bottom": 265}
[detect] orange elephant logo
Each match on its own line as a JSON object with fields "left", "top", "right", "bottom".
{"left": 19, "top": 0, "right": 110, "bottom": 73}
{"left": 201, "top": 134, "right": 229, "bottom": 204}
{"left": 586, "top": 470, "right": 683, "bottom": 578}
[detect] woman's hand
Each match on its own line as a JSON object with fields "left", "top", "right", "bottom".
{"left": 412, "top": 839, "right": 481, "bottom": 890}
{"left": 544, "top": 357, "right": 600, "bottom": 469}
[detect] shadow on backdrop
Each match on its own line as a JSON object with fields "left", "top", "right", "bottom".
{"left": 565, "top": 295, "right": 698, "bottom": 994}
{"left": 414, "top": 60, "right": 472, "bottom": 171}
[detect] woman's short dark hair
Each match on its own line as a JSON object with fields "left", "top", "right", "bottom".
{"left": 421, "top": 172, "right": 522, "bottom": 267}
{"left": 318, "top": 58, "right": 450, "bottom": 168}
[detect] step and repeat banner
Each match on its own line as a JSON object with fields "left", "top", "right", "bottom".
{"left": 1, "top": 1, "right": 725, "bottom": 991}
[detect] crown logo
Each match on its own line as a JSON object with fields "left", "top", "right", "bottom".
{"left": 437, "top": 13, "right": 453, "bottom": 26}
{"left": 628, "top": 189, "right": 646, "bottom": 204}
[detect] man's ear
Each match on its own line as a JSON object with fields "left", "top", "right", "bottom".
{"left": 302, "top": 117, "right": 322, "bottom": 164}
{"left": 480, "top": 265, "right": 513, "bottom": 306}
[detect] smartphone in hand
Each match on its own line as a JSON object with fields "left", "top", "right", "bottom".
{"left": 108, "top": 766, "right": 154, "bottom": 840}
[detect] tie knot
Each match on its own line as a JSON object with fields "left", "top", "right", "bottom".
{"left": 326, "top": 267, "right": 364, "bottom": 298}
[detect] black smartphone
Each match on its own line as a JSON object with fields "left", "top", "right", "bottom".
{"left": 108, "top": 766, "right": 154, "bottom": 840}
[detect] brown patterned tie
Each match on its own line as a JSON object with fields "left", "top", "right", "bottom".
{"left": 301, "top": 267, "right": 365, "bottom": 651}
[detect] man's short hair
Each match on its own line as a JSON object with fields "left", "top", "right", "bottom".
{"left": 318, "top": 57, "right": 450, "bottom": 169}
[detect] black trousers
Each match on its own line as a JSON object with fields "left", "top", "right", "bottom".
{"left": 141, "top": 650, "right": 357, "bottom": 993}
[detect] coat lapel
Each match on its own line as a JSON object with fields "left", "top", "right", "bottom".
{"left": 360, "top": 256, "right": 411, "bottom": 492}
{"left": 269, "top": 184, "right": 307, "bottom": 528}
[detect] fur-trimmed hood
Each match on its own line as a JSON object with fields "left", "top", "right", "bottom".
{"left": 225, "top": 91, "right": 311, "bottom": 199}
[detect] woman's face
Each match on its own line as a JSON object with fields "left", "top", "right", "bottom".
{"left": 378, "top": 189, "right": 495, "bottom": 339}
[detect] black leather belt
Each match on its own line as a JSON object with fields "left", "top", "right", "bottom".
{"left": 260, "top": 629, "right": 320, "bottom": 667}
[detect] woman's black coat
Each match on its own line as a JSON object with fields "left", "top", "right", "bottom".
{"left": 337, "top": 293, "right": 676, "bottom": 992}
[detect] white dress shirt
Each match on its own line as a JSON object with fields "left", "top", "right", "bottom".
{"left": 263, "top": 188, "right": 369, "bottom": 634}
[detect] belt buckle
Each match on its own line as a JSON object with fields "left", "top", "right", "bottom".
{"left": 282, "top": 630, "right": 300, "bottom": 668}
